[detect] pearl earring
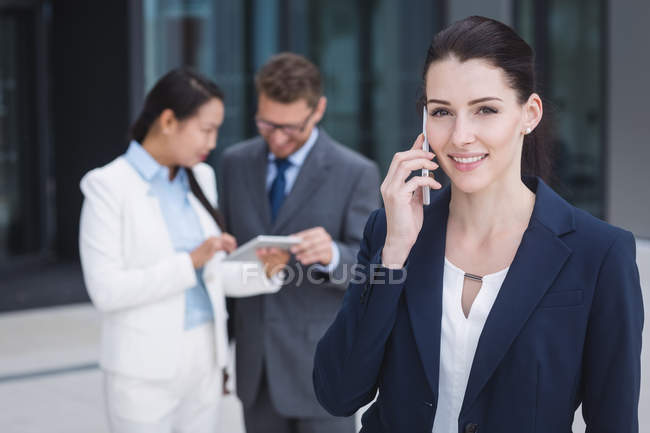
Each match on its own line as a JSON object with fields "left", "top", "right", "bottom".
{"left": 525, "top": 127, "right": 531, "bottom": 135}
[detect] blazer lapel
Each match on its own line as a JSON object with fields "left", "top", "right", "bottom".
{"left": 404, "top": 187, "right": 451, "bottom": 395}
{"left": 244, "top": 141, "right": 272, "bottom": 232}
{"left": 271, "top": 134, "right": 332, "bottom": 234}
{"left": 460, "top": 178, "right": 575, "bottom": 416}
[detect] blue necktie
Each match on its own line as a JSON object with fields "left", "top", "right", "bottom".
{"left": 269, "top": 158, "right": 291, "bottom": 221}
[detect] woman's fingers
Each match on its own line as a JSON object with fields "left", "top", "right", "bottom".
{"left": 224, "top": 235, "right": 238, "bottom": 253}
{"left": 403, "top": 174, "right": 442, "bottom": 193}
{"left": 222, "top": 233, "right": 237, "bottom": 245}
{"left": 212, "top": 233, "right": 237, "bottom": 253}
{"left": 384, "top": 134, "right": 434, "bottom": 183}
{"left": 396, "top": 158, "right": 439, "bottom": 176}
{"left": 385, "top": 149, "right": 435, "bottom": 182}
{"left": 382, "top": 154, "right": 436, "bottom": 198}
{"left": 383, "top": 157, "right": 439, "bottom": 200}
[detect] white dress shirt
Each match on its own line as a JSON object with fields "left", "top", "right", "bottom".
{"left": 432, "top": 258, "right": 509, "bottom": 433}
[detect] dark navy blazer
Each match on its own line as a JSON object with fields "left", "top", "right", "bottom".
{"left": 313, "top": 177, "right": 643, "bottom": 433}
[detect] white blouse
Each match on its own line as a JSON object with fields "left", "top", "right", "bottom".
{"left": 432, "top": 258, "right": 510, "bottom": 433}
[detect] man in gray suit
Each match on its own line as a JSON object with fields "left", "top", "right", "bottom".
{"left": 218, "top": 52, "right": 381, "bottom": 433}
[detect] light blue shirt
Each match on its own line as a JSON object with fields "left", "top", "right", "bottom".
{"left": 124, "top": 141, "right": 214, "bottom": 329}
{"left": 265, "top": 128, "right": 340, "bottom": 272}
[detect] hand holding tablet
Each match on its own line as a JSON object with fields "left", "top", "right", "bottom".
{"left": 223, "top": 235, "right": 301, "bottom": 263}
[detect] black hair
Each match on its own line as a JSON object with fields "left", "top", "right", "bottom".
{"left": 130, "top": 67, "right": 224, "bottom": 143}
{"left": 422, "top": 16, "right": 553, "bottom": 181}
{"left": 130, "top": 68, "right": 226, "bottom": 230}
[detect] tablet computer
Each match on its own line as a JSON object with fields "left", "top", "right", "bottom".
{"left": 222, "top": 235, "right": 301, "bottom": 263}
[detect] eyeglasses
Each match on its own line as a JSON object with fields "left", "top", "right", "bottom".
{"left": 255, "top": 106, "right": 317, "bottom": 138}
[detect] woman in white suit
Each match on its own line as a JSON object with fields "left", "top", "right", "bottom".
{"left": 79, "top": 68, "right": 286, "bottom": 433}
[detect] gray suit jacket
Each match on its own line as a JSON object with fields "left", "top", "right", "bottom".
{"left": 218, "top": 129, "right": 381, "bottom": 417}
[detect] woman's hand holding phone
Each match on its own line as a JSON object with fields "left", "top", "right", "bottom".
{"left": 380, "top": 134, "right": 440, "bottom": 269}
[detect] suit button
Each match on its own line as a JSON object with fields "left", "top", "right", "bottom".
{"left": 464, "top": 423, "right": 478, "bottom": 433}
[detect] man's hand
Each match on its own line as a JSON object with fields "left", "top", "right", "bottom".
{"left": 290, "top": 227, "right": 334, "bottom": 266}
{"left": 256, "top": 247, "right": 290, "bottom": 278}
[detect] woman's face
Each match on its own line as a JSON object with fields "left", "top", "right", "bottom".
{"left": 425, "top": 57, "right": 540, "bottom": 194}
{"left": 170, "top": 97, "right": 225, "bottom": 167}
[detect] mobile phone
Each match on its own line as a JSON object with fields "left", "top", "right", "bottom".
{"left": 422, "top": 107, "right": 431, "bottom": 206}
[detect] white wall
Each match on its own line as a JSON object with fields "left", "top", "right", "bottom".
{"left": 606, "top": 0, "right": 650, "bottom": 424}
{"left": 635, "top": 240, "right": 650, "bottom": 426}
{"left": 607, "top": 0, "right": 650, "bottom": 238}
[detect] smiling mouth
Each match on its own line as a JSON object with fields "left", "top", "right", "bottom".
{"left": 449, "top": 154, "right": 488, "bottom": 163}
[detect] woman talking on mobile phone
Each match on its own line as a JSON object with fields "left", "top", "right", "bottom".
{"left": 79, "top": 68, "right": 286, "bottom": 433}
{"left": 313, "top": 16, "right": 643, "bottom": 433}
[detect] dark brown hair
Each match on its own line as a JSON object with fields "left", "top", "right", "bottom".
{"left": 255, "top": 52, "right": 322, "bottom": 107}
{"left": 422, "top": 16, "right": 553, "bottom": 181}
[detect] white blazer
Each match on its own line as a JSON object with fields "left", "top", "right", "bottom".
{"left": 79, "top": 157, "right": 280, "bottom": 380}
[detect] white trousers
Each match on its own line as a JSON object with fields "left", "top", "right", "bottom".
{"left": 103, "top": 323, "right": 222, "bottom": 433}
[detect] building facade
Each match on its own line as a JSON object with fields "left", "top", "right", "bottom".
{"left": 0, "top": 0, "right": 647, "bottom": 307}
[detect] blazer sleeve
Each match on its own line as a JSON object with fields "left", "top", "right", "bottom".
{"left": 581, "top": 230, "right": 644, "bottom": 432}
{"left": 79, "top": 171, "right": 197, "bottom": 313}
{"left": 329, "top": 161, "right": 382, "bottom": 290}
{"left": 203, "top": 255, "right": 283, "bottom": 298}
{"left": 313, "top": 209, "right": 407, "bottom": 416}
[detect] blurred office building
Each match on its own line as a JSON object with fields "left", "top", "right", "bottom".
{"left": 1, "top": 0, "right": 648, "bottom": 310}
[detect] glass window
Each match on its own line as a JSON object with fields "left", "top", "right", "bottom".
{"left": 143, "top": 0, "right": 218, "bottom": 87}
{"left": 306, "top": 0, "right": 364, "bottom": 153}
{"left": 0, "top": 8, "right": 41, "bottom": 259}
{"left": 285, "top": 0, "right": 444, "bottom": 174}
{"left": 516, "top": 0, "right": 606, "bottom": 217}
{"left": 142, "top": 0, "right": 248, "bottom": 163}
{"left": 142, "top": 0, "right": 444, "bottom": 175}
